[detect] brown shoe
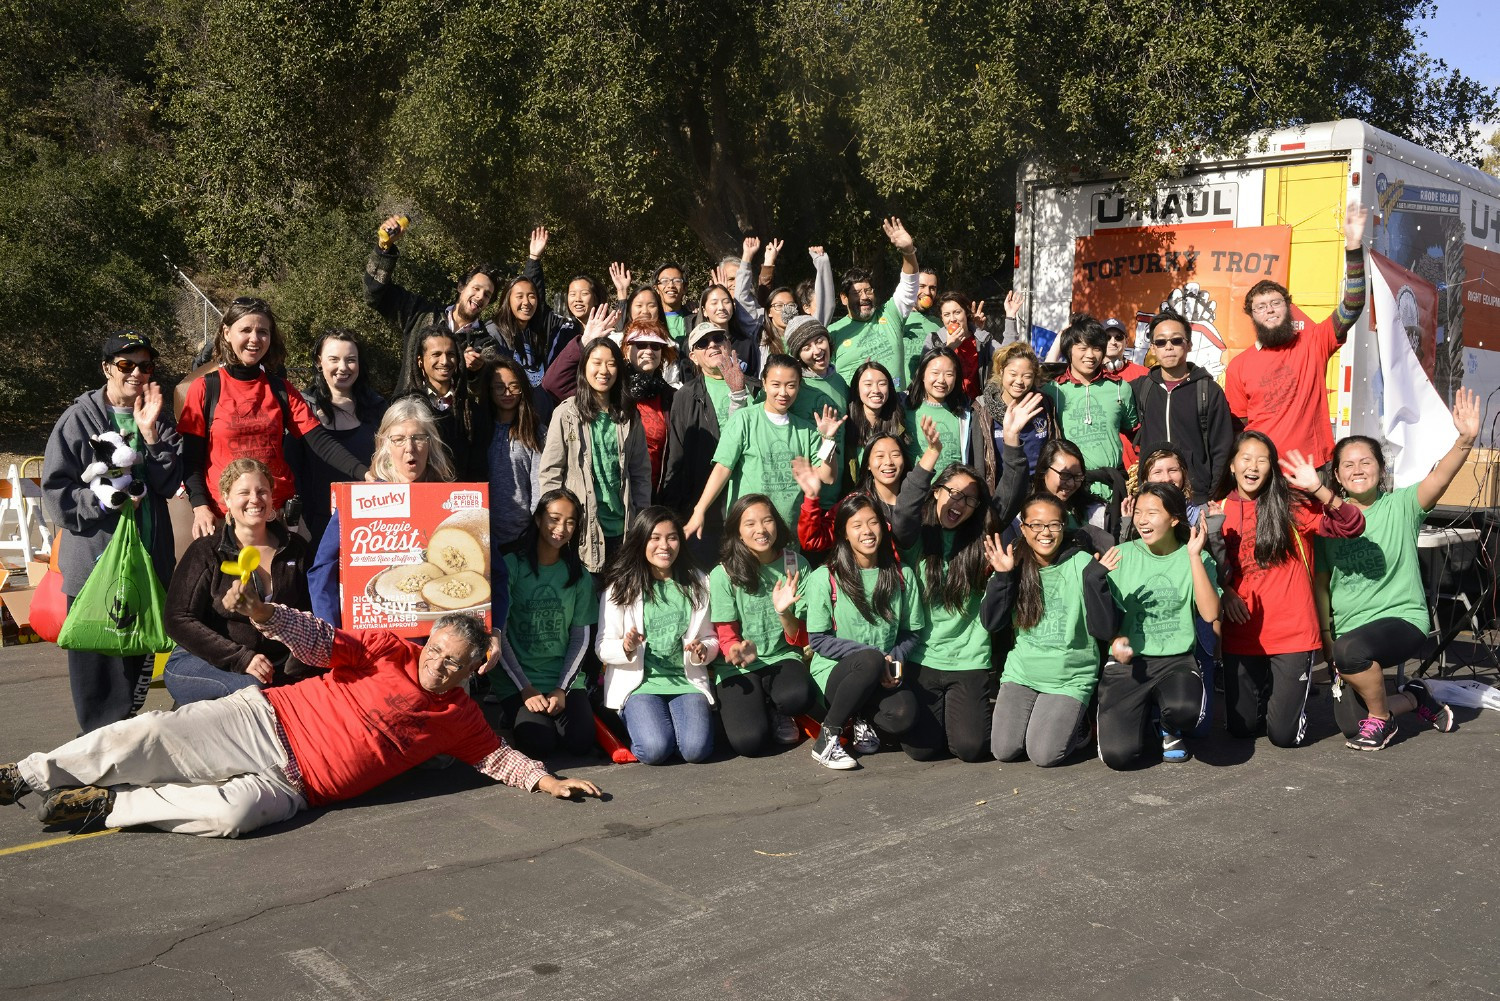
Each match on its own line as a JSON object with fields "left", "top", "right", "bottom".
{"left": 38, "top": 785, "right": 115, "bottom": 829}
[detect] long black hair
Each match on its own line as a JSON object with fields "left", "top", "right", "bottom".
{"left": 491, "top": 275, "right": 550, "bottom": 372}
{"left": 520, "top": 488, "right": 585, "bottom": 588}
{"left": 482, "top": 352, "right": 543, "bottom": 452}
{"left": 906, "top": 345, "right": 970, "bottom": 412}
{"left": 302, "top": 329, "right": 386, "bottom": 426}
{"left": 856, "top": 431, "right": 909, "bottom": 498}
{"left": 1136, "top": 481, "right": 1190, "bottom": 545}
{"left": 847, "top": 360, "right": 906, "bottom": 452}
{"left": 828, "top": 493, "right": 903, "bottom": 623}
{"left": 719, "top": 493, "right": 791, "bottom": 593}
{"left": 574, "top": 337, "right": 633, "bottom": 423}
{"left": 918, "top": 463, "right": 993, "bottom": 612}
{"left": 1212, "top": 430, "right": 1295, "bottom": 569}
{"left": 1013, "top": 492, "right": 1068, "bottom": 631}
{"left": 1032, "top": 438, "right": 1089, "bottom": 523}
{"left": 605, "top": 505, "right": 706, "bottom": 608}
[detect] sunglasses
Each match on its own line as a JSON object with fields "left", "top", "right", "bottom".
{"left": 108, "top": 358, "right": 156, "bottom": 375}
{"left": 1151, "top": 337, "right": 1187, "bottom": 348}
{"left": 695, "top": 334, "right": 728, "bottom": 348}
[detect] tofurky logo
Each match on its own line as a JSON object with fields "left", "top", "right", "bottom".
{"left": 350, "top": 483, "right": 410, "bottom": 519}
{"left": 1134, "top": 283, "right": 1229, "bottom": 378}
{"left": 441, "top": 489, "right": 484, "bottom": 512}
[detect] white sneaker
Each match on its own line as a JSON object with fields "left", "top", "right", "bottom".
{"left": 851, "top": 719, "right": 881, "bottom": 755}
{"left": 810, "top": 727, "right": 859, "bottom": 770}
{"left": 773, "top": 713, "right": 801, "bottom": 745}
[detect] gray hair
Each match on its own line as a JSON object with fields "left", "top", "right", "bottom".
{"left": 432, "top": 613, "right": 489, "bottom": 662}
{"left": 371, "top": 398, "right": 455, "bottom": 482}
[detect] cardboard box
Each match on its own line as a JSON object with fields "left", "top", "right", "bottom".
{"left": 333, "top": 482, "right": 491, "bottom": 637}
{"left": 1437, "top": 447, "right": 1500, "bottom": 511}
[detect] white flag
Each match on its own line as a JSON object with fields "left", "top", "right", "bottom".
{"left": 1369, "top": 251, "right": 1456, "bottom": 487}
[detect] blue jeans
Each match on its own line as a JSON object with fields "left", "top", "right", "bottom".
{"left": 620, "top": 692, "right": 714, "bottom": 764}
{"left": 163, "top": 647, "right": 260, "bottom": 705}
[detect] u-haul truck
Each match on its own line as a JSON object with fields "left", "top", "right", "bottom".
{"left": 1013, "top": 118, "right": 1500, "bottom": 447}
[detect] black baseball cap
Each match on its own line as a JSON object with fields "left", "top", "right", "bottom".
{"left": 101, "top": 330, "right": 158, "bottom": 360}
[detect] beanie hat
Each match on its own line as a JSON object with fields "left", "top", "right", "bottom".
{"left": 784, "top": 314, "right": 829, "bottom": 361}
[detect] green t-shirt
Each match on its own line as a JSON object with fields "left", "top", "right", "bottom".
{"left": 1004, "top": 550, "right": 1102, "bottom": 703}
{"left": 1107, "top": 540, "right": 1217, "bottom": 657}
{"left": 911, "top": 538, "right": 990, "bottom": 671}
{"left": 109, "top": 408, "right": 153, "bottom": 548}
{"left": 710, "top": 406, "right": 823, "bottom": 535}
{"left": 634, "top": 580, "right": 699, "bottom": 696}
{"left": 791, "top": 370, "right": 849, "bottom": 508}
{"left": 493, "top": 554, "right": 599, "bottom": 699}
{"left": 1316, "top": 484, "right": 1430, "bottom": 637}
{"left": 703, "top": 375, "right": 733, "bottom": 430}
{"left": 589, "top": 411, "right": 625, "bottom": 536}
{"left": 664, "top": 312, "right": 688, "bottom": 350}
{"left": 1042, "top": 378, "right": 1138, "bottom": 501}
{"left": 830, "top": 296, "right": 910, "bottom": 390}
{"left": 904, "top": 401, "right": 965, "bottom": 474}
{"left": 804, "top": 564, "right": 925, "bottom": 688}
{"left": 708, "top": 552, "right": 809, "bottom": 678}
{"left": 902, "top": 310, "right": 941, "bottom": 386}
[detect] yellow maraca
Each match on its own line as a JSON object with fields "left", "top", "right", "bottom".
{"left": 220, "top": 545, "right": 260, "bottom": 586}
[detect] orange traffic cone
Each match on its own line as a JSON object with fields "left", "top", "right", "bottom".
{"left": 593, "top": 711, "right": 637, "bottom": 764}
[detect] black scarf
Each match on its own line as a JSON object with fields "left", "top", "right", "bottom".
{"left": 625, "top": 367, "right": 669, "bottom": 403}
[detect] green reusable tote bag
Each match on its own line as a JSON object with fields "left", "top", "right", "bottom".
{"left": 57, "top": 501, "right": 172, "bottom": 657}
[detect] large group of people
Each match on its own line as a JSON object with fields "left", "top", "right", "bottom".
{"left": 2, "top": 202, "right": 1482, "bottom": 838}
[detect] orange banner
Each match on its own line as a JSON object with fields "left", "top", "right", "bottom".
{"left": 1073, "top": 225, "right": 1293, "bottom": 374}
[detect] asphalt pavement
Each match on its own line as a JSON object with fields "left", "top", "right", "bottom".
{"left": 2, "top": 640, "right": 1498, "bottom": 1001}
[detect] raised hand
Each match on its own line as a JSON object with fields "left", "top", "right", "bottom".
{"left": 134, "top": 381, "right": 162, "bottom": 442}
{"left": 1003, "top": 290, "right": 1021, "bottom": 319}
{"left": 983, "top": 533, "right": 1014, "bottom": 573}
{"left": 608, "top": 261, "right": 631, "bottom": 299}
{"left": 722, "top": 349, "right": 746, "bottom": 392}
{"left": 790, "top": 455, "right": 824, "bottom": 499}
{"left": 815, "top": 404, "right": 848, "bottom": 439}
{"left": 1453, "top": 386, "right": 1481, "bottom": 441}
{"left": 742, "top": 236, "right": 761, "bottom": 261}
{"left": 971, "top": 299, "right": 989, "bottom": 330}
{"left": 528, "top": 226, "right": 549, "bottom": 259}
{"left": 708, "top": 263, "right": 730, "bottom": 288}
{"left": 1097, "top": 546, "right": 1122, "bottom": 572}
{"left": 1345, "top": 200, "right": 1369, "bottom": 250}
{"left": 882, "top": 217, "right": 915, "bottom": 255}
{"left": 919, "top": 414, "right": 943, "bottom": 452}
{"left": 583, "top": 303, "right": 618, "bottom": 343}
{"left": 808, "top": 245, "right": 825, "bottom": 259}
{"left": 377, "top": 214, "right": 407, "bottom": 249}
{"left": 772, "top": 572, "right": 800, "bottom": 613}
{"left": 1186, "top": 516, "right": 1208, "bottom": 556}
{"left": 764, "top": 238, "right": 785, "bottom": 265}
{"left": 1279, "top": 449, "right": 1323, "bottom": 493}
{"left": 1120, "top": 494, "right": 1136, "bottom": 521}
{"left": 1001, "top": 391, "right": 1043, "bottom": 443}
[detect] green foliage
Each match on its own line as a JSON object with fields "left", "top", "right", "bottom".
{"left": 2, "top": 0, "right": 1497, "bottom": 428}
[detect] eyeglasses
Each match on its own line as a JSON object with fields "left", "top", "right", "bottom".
{"left": 1250, "top": 298, "right": 1286, "bottom": 317}
{"left": 1048, "top": 466, "right": 1084, "bottom": 484}
{"left": 1021, "top": 520, "right": 1065, "bottom": 535}
{"left": 936, "top": 485, "right": 982, "bottom": 510}
{"left": 385, "top": 433, "right": 431, "bottom": 448}
{"left": 108, "top": 358, "right": 155, "bottom": 375}
{"left": 1151, "top": 337, "right": 1187, "bottom": 348}
{"left": 656, "top": 277, "right": 685, "bottom": 287}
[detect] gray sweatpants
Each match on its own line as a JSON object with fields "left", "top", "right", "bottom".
{"left": 990, "top": 682, "right": 1090, "bottom": 767}
{"left": 18, "top": 686, "right": 305, "bottom": 838}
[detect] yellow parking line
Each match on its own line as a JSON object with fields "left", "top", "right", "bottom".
{"left": 0, "top": 828, "right": 118, "bottom": 857}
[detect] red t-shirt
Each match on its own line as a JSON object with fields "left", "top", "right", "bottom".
{"left": 266, "top": 629, "right": 501, "bottom": 807}
{"left": 635, "top": 394, "right": 668, "bottom": 487}
{"left": 1217, "top": 493, "right": 1365, "bottom": 656}
{"left": 1223, "top": 317, "right": 1340, "bottom": 467}
{"left": 178, "top": 370, "right": 323, "bottom": 515}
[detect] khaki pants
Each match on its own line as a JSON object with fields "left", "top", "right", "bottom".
{"left": 18, "top": 686, "right": 305, "bottom": 838}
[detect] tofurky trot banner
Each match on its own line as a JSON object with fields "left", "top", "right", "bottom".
{"left": 1368, "top": 250, "right": 1456, "bottom": 486}
{"left": 1072, "top": 224, "right": 1293, "bottom": 378}
{"left": 333, "top": 481, "right": 491, "bottom": 637}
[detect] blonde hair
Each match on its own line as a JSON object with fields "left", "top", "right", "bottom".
{"left": 218, "top": 458, "right": 273, "bottom": 501}
{"left": 370, "top": 398, "right": 455, "bottom": 482}
{"left": 989, "top": 341, "right": 1039, "bottom": 382}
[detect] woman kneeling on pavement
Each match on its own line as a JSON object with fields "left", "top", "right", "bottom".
{"left": 164, "top": 458, "right": 314, "bottom": 703}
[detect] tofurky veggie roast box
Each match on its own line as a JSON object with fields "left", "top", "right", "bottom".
{"left": 333, "top": 482, "right": 491, "bottom": 636}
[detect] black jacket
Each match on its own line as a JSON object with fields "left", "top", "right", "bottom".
{"left": 1130, "top": 364, "right": 1234, "bottom": 499}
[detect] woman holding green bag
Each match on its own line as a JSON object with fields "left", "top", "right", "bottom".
{"left": 42, "top": 332, "right": 181, "bottom": 733}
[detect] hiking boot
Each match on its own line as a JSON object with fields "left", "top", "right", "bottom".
{"left": 38, "top": 785, "right": 115, "bottom": 829}
{"left": 772, "top": 713, "right": 801, "bottom": 745}
{"left": 0, "top": 763, "right": 31, "bottom": 806}
{"left": 850, "top": 719, "right": 881, "bottom": 755}
{"left": 1346, "top": 714, "right": 1398, "bottom": 751}
{"left": 1160, "top": 727, "right": 1190, "bottom": 763}
{"left": 1402, "top": 679, "right": 1456, "bottom": 733}
{"left": 810, "top": 727, "right": 859, "bottom": 770}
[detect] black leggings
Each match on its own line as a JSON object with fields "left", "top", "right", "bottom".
{"left": 822, "top": 649, "right": 918, "bottom": 737}
{"left": 901, "top": 664, "right": 994, "bottom": 762}
{"left": 501, "top": 690, "right": 597, "bottom": 759}
{"left": 1222, "top": 651, "right": 1315, "bottom": 748}
{"left": 715, "top": 658, "right": 815, "bottom": 756}
{"left": 1096, "top": 652, "right": 1203, "bottom": 770}
{"left": 1329, "top": 618, "right": 1429, "bottom": 738}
